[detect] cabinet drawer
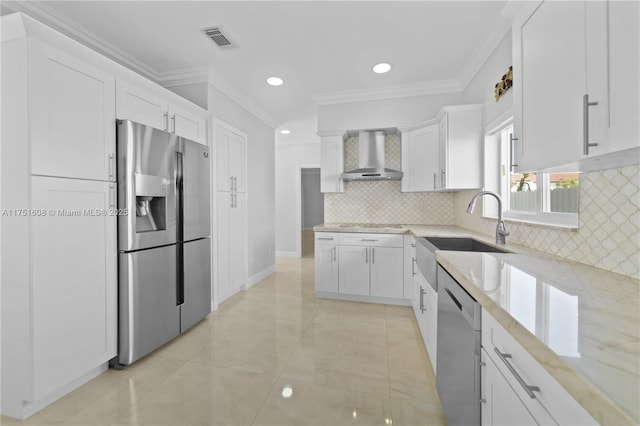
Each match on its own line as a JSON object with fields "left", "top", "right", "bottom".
{"left": 482, "top": 310, "right": 597, "bottom": 426}
{"left": 315, "top": 232, "right": 339, "bottom": 244}
{"left": 338, "top": 233, "right": 403, "bottom": 247}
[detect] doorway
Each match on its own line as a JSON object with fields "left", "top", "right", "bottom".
{"left": 300, "top": 168, "right": 323, "bottom": 258}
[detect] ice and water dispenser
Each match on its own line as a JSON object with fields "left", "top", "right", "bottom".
{"left": 134, "top": 173, "right": 167, "bottom": 233}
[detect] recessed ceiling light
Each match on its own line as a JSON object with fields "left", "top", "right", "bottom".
{"left": 280, "top": 129, "right": 291, "bottom": 134}
{"left": 267, "top": 77, "right": 284, "bottom": 86}
{"left": 373, "top": 63, "right": 392, "bottom": 74}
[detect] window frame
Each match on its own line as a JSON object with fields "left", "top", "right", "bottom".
{"left": 483, "top": 115, "right": 579, "bottom": 229}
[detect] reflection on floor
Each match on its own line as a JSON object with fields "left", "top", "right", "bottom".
{"left": 2, "top": 255, "right": 444, "bottom": 426}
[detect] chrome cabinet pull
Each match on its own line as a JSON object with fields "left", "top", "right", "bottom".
{"left": 440, "top": 169, "right": 446, "bottom": 187}
{"left": 419, "top": 286, "right": 426, "bottom": 313}
{"left": 318, "top": 237, "right": 334, "bottom": 241}
{"left": 107, "top": 153, "right": 115, "bottom": 179}
{"left": 108, "top": 184, "right": 115, "bottom": 208}
{"left": 230, "top": 176, "right": 234, "bottom": 191}
{"left": 493, "top": 347, "right": 541, "bottom": 399}
{"left": 583, "top": 94, "right": 599, "bottom": 155}
{"left": 163, "top": 112, "right": 169, "bottom": 131}
{"left": 365, "top": 247, "right": 368, "bottom": 264}
{"left": 433, "top": 172, "right": 437, "bottom": 190}
{"left": 234, "top": 176, "right": 238, "bottom": 191}
{"left": 332, "top": 246, "right": 336, "bottom": 261}
{"left": 371, "top": 247, "right": 375, "bottom": 264}
{"left": 509, "top": 133, "right": 519, "bottom": 172}
{"left": 361, "top": 239, "right": 378, "bottom": 242}
{"left": 230, "top": 193, "right": 233, "bottom": 208}
{"left": 411, "top": 257, "right": 416, "bottom": 276}
{"left": 171, "top": 114, "right": 176, "bottom": 134}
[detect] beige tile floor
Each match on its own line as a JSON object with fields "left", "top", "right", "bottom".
{"left": 2, "top": 232, "right": 444, "bottom": 426}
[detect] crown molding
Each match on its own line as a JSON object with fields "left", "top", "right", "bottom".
{"left": 457, "top": 14, "right": 512, "bottom": 90}
{"left": 2, "top": 1, "right": 160, "bottom": 81}
{"left": 207, "top": 71, "right": 280, "bottom": 129}
{"left": 158, "top": 67, "right": 210, "bottom": 88}
{"left": 312, "top": 79, "right": 463, "bottom": 106}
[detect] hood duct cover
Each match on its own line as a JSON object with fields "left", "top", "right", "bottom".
{"left": 340, "top": 130, "right": 403, "bottom": 181}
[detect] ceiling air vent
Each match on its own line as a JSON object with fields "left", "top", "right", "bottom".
{"left": 202, "top": 26, "right": 235, "bottom": 49}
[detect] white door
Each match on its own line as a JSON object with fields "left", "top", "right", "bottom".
{"left": 314, "top": 244, "right": 338, "bottom": 293}
{"left": 229, "top": 192, "right": 246, "bottom": 294}
{"left": 115, "top": 79, "right": 168, "bottom": 131}
{"left": 228, "top": 131, "right": 246, "bottom": 192}
{"left": 169, "top": 104, "right": 207, "bottom": 144}
{"left": 482, "top": 349, "right": 538, "bottom": 426}
{"left": 30, "top": 40, "right": 115, "bottom": 181}
{"left": 30, "top": 176, "right": 116, "bottom": 400}
{"left": 216, "top": 126, "right": 232, "bottom": 192}
{"left": 216, "top": 191, "right": 232, "bottom": 302}
{"left": 338, "top": 246, "right": 369, "bottom": 296}
{"left": 404, "top": 125, "right": 440, "bottom": 191}
{"left": 518, "top": 1, "right": 586, "bottom": 171}
{"left": 369, "top": 247, "right": 404, "bottom": 299}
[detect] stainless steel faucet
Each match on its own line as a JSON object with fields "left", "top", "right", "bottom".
{"left": 466, "top": 191, "right": 510, "bottom": 245}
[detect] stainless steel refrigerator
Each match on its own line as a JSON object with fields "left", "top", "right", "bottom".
{"left": 113, "top": 119, "right": 211, "bottom": 367}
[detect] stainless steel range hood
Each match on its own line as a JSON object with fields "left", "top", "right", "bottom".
{"left": 340, "top": 130, "right": 403, "bottom": 181}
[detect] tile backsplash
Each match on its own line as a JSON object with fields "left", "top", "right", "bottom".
{"left": 455, "top": 165, "right": 639, "bottom": 279}
{"left": 325, "top": 180, "right": 455, "bottom": 225}
{"left": 325, "top": 134, "right": 456, "bottom": 225}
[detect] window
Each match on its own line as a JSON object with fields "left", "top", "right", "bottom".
{"left": 484, "top": 118, "right": 579, "bottom": 228}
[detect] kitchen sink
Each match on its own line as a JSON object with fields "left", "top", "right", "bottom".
{"left": 423, "top": 237, "right": 509, "bottom": 253}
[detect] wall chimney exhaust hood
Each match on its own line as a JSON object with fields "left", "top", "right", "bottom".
{"left": 340, "top": 130, "right": 403, "bottom": 181}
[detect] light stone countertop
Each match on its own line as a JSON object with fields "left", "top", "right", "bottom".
{"left": 313, "top": 223, "right": 640, "bottom": 424}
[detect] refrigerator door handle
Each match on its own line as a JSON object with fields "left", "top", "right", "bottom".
{"left": 176, "top": 151, "right": 184, "bottom": 242}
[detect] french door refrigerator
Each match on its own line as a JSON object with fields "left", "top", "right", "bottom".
{"left": 113, "top": 119, "right": 211, "bottom": 367}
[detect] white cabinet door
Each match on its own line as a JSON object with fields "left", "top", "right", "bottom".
{"left": 30, "top": 176, "right": 116, "bottom": 399}
{"left": 338, "top": 246, "right": 369, "bottom": 296}
{"left": 30, "top": 40, "right": 115, "bottom": 182}
{"left": 315, "top": 244, "right": 338, "bottom": 293}
{"left": 481, "top": 348, "right": 538, "bottom": 426}
{"left": 320, "top": 135, "right": 344, "bottom": 193}
{"left": 517, "top": 1, "right": 586, "bottom": 172}
{"left": 216, "top": 192, "right": 232, "bottom": 301}
{"left": 401, "top": 124, "right": 440, "bottom": 192}
{"left": 601, "top": 0, "right": 640, "bottom": 153}
{"left": 215, "top": 125, "right": 246, "bottom": 192}
{"left": 424, "top": 283, "right": 438, "bottom": 372}
{"left": 229, "top": 193, "right": 246, "bottom": 294}
{"left": 169, "top": 103, "right": 207, "bottom": 145}
{"left": 370, "top": 247, "right": 404, "bottom": 299}
{"left": 437, "top": 115, "right": 448, "bottom": 190}
{"left": 403, "top": 235, "right": 416, "bottom": 299}
{"left": 115, "top": 79, "right": 169, "bottom": 131}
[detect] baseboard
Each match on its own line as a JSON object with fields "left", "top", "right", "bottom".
{"left": 276, "top": 250, "right": 299, "bottom": 258}
{"left": 245, "top": 264, "right": 276, "bottom": 289}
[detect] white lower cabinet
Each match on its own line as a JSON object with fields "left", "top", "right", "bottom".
{"left": 403, "top": 235, "right": 416, "bottom": 300}
{"left": 314, "top": 232, "right": 405, "bottom": 301}
{"left": 216, "top": 191, "right": 246, "bottom": 303}
{"left": 482, "top": 309, "right": 597, "bottom": 426}
{"left": 415, "top": 270, "right": 437, "bottom": 372}
{"left": 314, "top": 233, "right": 339, "bottom": 293}
{"left": 481, "top": 348, "right": 538, "bottom": 426}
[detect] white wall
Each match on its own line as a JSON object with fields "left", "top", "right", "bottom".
{"left": 206, "top": 84, "right": 276, "bottom": 280}
{"left": 167, "top": 83, "right": 208, "bottom": 111}
{"left": 462, "top": 31, "right": 513, "bottom": 127}
{"left": 275, "top": 142, "right": 321, "bottom": 255}
{"left": 301, "top": 169, "right": 323, "bottom": 229}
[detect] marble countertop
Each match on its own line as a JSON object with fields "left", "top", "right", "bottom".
{"left": 313, "top": 223, "right": 640, "bottom": 424}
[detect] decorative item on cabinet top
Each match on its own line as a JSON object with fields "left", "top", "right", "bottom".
{"left": 495, "top": 65, "right": 513, "bottom": 101}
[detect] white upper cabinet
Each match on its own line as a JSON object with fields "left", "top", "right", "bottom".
{"left": 513, "top": 0, "right": 639, "bottom": 172}
{"left": 436, "top": 105, "right": 483, "bottom": 190}
{"left": 29, "top": 40, "right": 115, "bottom": 182}
{"left": 116, "top": 79, "right": 169, "bottom": 130}
{"left": 320, "top": 134, "right": 345, "bottom": 193}
{"left": 116, "top": 79, "right": 207, "bottom": 144}
{"left": 401, "top": 122, "right": 440, "bottom": 192}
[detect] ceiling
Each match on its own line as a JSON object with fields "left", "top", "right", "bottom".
{"left": 1, "top": 1, "right": 509, "bottom": 142}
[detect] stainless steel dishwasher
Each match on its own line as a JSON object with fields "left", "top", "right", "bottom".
{"left": 436, "top": 264, "right": 482, "bottom": 426}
